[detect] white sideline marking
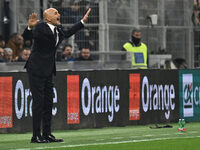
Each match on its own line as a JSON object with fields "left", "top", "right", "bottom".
{"left": 130, "top": 136, "right": 139, "bottom": 138}
{"left": 111, "top": 137, "right": 123, "bottom": 140}
{"left": 144, "top": 135, "right": 152, "bottom": 137}
{"left": 96, "top": 139, "right": 104, "bottom": 141}
{"left": 13, "top": 136, "right": 200, "bottom": 150}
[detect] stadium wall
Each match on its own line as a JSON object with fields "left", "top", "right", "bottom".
{"left": 0, "top": 69, "right": 198, "bottom": 133}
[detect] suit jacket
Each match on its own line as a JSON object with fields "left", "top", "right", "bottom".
{"left": 23, "top": 21, "right": 84, "bottom": 77}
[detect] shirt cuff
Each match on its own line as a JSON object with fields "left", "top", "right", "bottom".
{"left": 27, "top": 26, "right": 32, "bottom": 30}
{"left": 81, "top": 20, "right": 85, "bottom": 25}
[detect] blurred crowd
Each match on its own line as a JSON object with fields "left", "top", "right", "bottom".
{"left": 0, "top": 33, "right": 31, "bottom": 63}
{"left": 0, "top": 33, "right": 93, "bottom": 63}
{"left": 192, "top": 0, "right": 200, "bottom": 26}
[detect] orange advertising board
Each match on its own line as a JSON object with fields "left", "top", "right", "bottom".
{"left": 67, "top": 75, "right": 80, "bottom": 124}
{"left": 0, "top": 77, "right": 13, "bottom": 128}
{"left": 129, "top": 74, "right": 140, "bottom": 120}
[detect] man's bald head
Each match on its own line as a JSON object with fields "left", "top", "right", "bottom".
{"left": 43, "top": 8, "right": 61, "bottom": 26}
{"left": 43, "top": 8, "right": 56, "bottom": 19}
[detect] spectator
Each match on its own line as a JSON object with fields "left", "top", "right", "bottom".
{"left": 62, "top": 44, "right": 74, "bottom": 61}
{"left": 75, "top": 47, "right": 93, "bottom": 61}
{"left": 6, "top": 33, "right": 24, "bottom": 61}
{"left": 62, "top": 0, "right": 81, "bottom": 24}
{"left": 122, "top": 27, "right": 148, "bottom": 69}
{"left": 75, "top": 28, "right": 97, "bottom": 51}
{"left": 4, "top": 48, "right": 13, "bottom": 62}
{"left": 17, "top": 47, "right": 31, "bottom": 62}
{"left": 192, "top": 6, "right": 200, "bottom": 26}
{"left": 194, "top": 0, "right": 200, "bottom": 9}
{"left": 0, "top": 35, "right": 6, "bottom": 48}
{"left": 0, "top": 47, "right": 5, "bottom": 62}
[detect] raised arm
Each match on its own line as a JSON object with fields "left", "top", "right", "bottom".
{"left": 28, "top": 13, "right": 40, "bottom": 29}
{"left": 22, "top": 13, "right": 40, "bottom": 41}
{"left": 82, "top": 8, "right": 91, "bottom": 23}
{"left": 63, "top": 8, "right": 91, "bottom": 38}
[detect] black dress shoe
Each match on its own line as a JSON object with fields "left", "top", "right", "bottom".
{"left": 43, "top": 134, "right": 64, "bottom": 142}
{"left": 31, "top": 136, "right": 48, "bottom": 143}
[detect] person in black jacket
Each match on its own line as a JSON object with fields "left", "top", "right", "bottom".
{"left": 23, "top": 7, "right": 91, "bottom": 143}
{"left": 17, "top": 47, "right": 31, "bottom": 62}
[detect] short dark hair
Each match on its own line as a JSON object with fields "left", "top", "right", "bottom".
{"left": 22, "top": 47, "right": 31, "bottom": 51}
{"left": 65, "top": 44, "right": 72, "bottom": 48}
{"left": 63, "top": 44, "right": 72, "bottom": 51}
{"left": 80, "top": 47, "right": 90, "bottom": 51}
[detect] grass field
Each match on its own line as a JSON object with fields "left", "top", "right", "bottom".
{"left": 0, "top": 122, "right": 200, "bottom": 150}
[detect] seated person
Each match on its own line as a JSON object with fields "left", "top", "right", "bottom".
{"left": 6, "top": 33, "right": 24, "bottom": 61}
{"left": 74, "top": 47, "right": 93, "bottom": 61}
{"left": 0, "top": 35, "right": 5, "bottom": 48}
{"left": 61, "top": 44, "right": 74, "bottom": 61}
{"left": 17, "top": 47, "right": 31, "bottom": 62}
{"left": 0, "top": 47, "right": 5, "bottom": 62}
{"left": 4, "top": 48, "right": 13, "bottom": 62}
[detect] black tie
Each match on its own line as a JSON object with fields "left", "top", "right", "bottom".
{"left": 54, "top": 27, "right": 57, "bottom": 41}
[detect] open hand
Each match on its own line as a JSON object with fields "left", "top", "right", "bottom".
{"left": 28, "top": 13, "right": 40, "bottom": 28}
{"left": 82, "top": 8, "right": 91, "bottom": 23}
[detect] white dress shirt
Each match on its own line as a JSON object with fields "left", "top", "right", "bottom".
{"left": 47, "top": 23, "right": 59, "bottom": 45}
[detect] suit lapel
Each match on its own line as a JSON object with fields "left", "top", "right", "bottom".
{"left": 44, "top": 22, "right": 56, "bottom": 43}
{"left": 44, "top": 23, "right": 65, "bottom": 45}
{"left": 57, "top": 26, "right": 65, "bottom": 45}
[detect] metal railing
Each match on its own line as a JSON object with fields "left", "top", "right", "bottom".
{"left": 0, "top": 51, "right": 132, "bottom": 72}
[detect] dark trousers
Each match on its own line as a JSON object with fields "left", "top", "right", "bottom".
{"left": 28, "top": 72, "right": 54, "bottom": 137}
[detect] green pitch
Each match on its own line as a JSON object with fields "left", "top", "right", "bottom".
{"left": 0, "top": 122, "right": 200, "bottom": 150}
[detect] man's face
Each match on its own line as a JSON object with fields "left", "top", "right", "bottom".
{"left": 21, "top": 49, "right": 31, "bottom": 61}
{"left": 5, "top": 51, "right": 13, "bottom": 62}
{"left": 15, "top": 35, "right": 24, "bottom": 45}
{"left": 81, "top": 48, "right": 90, "bottom": 59}
{"left": 63, "top": 46, "right": 72, "bottom": 57}
{"left": 0, "top": 48, "right": 4, "bottom": 59}
{"left": 45, "top": 8, "right": 61, "bottom": 26}
{"left": 133, "top": 32, "right": 141, "bottom": 39}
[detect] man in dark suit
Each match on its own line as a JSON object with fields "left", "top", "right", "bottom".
{"left": 23, "top": 8, "right": 91, "bottom": 143}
